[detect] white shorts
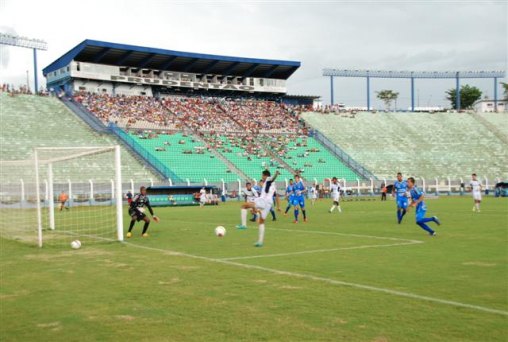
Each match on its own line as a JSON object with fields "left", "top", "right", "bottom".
{"left": 332, "top": 194, "right": 340, "bottom": 202}
{"left": 472, "top": 192, "right": 482, "bottom": 201}
{"left": 254, "top": 197, "right": 273, "bottom": 220}
{"left": 200, "top": 197, "right": 206, "bottom": 203}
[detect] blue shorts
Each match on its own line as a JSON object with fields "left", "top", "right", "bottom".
{"left": 415, "top": 207, "right": 427, "bottom": 222}
{"left": 292, "top": 196, "right": 305, "bottom": 208}
{"left": 397, "top": 197, "right": 408, "bottom": 209}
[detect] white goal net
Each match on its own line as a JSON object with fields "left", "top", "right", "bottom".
{"left": 0, "top": 146, "right": 123, "bottom": 247}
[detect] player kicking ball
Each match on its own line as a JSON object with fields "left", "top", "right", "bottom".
{"left": 407, "top": 177, "right": 441, "bottom": 236}
{"left": 126, "top": 186, "right": 159, "bottom": 238}
{"left": 236, "top": 170, "right": 281, "bottom": 247}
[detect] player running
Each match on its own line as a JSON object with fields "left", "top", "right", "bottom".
{"left": 236, "top": 170, "right": 281, "bottom": 247}
{"left": 284, "top": 179, "right": 295, "bottom": 215}
{"left": 407, "top": 177, "right": 441, "bottom": 236}
{"left": 329, "top": 177, "right": 342, "bottom": 213}
{"left": 469, "top": 173, "right": 482, "bottom": 213}
{"left": 392, "top": 172, "right": 409, "bottom": 224}
{"left": 292, "top": 174, "right": 307, "bottom": 223}
{"left": 126, "top": 186, "right": 159, "bottom": 238}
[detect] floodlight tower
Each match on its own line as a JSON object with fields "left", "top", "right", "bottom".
{"left": 0, "top": 33, "right": 48, "bottom": 93}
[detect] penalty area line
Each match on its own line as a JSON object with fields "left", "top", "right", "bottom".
{"left": 220, "top": 241, "right": 420, "bottom": 261}
{"left": 122, "top": 241, "right": 508, "bottom": 317}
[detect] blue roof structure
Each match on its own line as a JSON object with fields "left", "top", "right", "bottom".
{"left": 43, "top": 39, "right": 300, "bottom": 80}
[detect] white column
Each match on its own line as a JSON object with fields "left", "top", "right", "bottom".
{"left": 314, "top": 178, "right": 318, "bottom": 186}
{"left": 48, "top": 163, "right": 55, "bottom": 230}
{"left": 221, "top": 179, "right": 225, "bottom": 194}
{"left": 204, "top": 178, "right": 208, "bottom": 186}
{"left": 168, "top": 178, "right": 173, "bottom": 186}
{"left": 435, "top": 177, "right": 439, "bottom": 194}
{"left": 484, "top": 177, "right": 489, "bottom": 191}
{"left": 447, "top": 177, "right": 452, "bottom": 194}
{"left": 130, "top": 179, "right": 134, "bottom": 194}
{"left": 421, "top": 177, "right": 426, "bottom": 192}
{"left": 68, "top": 179, "right": 72, "bottom": 207}
{"left": 149, "top": 178, "right": 154, "bottom": 187}
{"left": 115, "top": 146, "right": 124, "bottom": 241}
{"left": 186, "top": 178, "right": 190, "bottom": 186}
{"left": 237, "top": 179, "right": 242, "bottom": 199}
{"left": 370, "top": 178, "right": 374, "bottom": 195}
{"left": 284, "top": 178, "right": 288, "bottom": 188}
{"left": 89, "top": 179, "right": 94, "bottom": 200}
{"left": 356, "top": 178, "right": 360, "bottom": 195}
{"left": 20, "top": 179, "right": 25, "bottom": 202}
{"left": 34, "top": 150, "right": 42, "bottom": 248}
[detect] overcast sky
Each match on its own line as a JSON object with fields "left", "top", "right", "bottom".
{"left": 0, "top": 0, "right": 506, "bottom": 108}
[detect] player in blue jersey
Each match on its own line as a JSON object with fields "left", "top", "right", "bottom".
{"left": 392, "top": 172, "right": 409, "bottom": 224}
{"left": 292, "top": 174, "right": 307, "bottom": 223}
{"left": 284, "top": 179, "right": 295, "bottom": 215}
{"left": 407, "top": 177, "right": 441, "bottom": 236}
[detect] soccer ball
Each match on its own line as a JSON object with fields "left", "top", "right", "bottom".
{"left": 70, "top": 240, "right": 81, "bottom": 249}
{"left": 215, "top": 226, "right": 226, "bottom": 237}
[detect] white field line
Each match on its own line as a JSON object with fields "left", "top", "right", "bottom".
{"left": 220, "top": 241, "right": 420, "bottom": 261}
{"left": 269, "top": 227, "right": 423, "bottom": 244}
{"left": 122, "top": 241, "right": 508, "bottom": 317}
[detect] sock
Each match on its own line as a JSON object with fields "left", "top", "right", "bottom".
{"left": 476, "top": 203, "right": 480, "bottom": 211}
{"left": 419, "top": 217, "right": 435, "bottom": 224}
{"left": 241, "top": 209, "right": 248, "bottom": 226}
{"left": 417, "top": 221, "right": 435, "bottom": 235}
{"left": 252, "top": 213, "right": 257, "bottom": 220}
{"left": 473, "top": 206, "right": 476, "bottom": 211}
{"left": 338, "top": 206, "right": 342, "bottom": 213}
{"left": 142, "top": 221, "right": 150, "bottom": 234}
{"left": 330, "top": 205, "right": 335, "bottom": 212}
{"left": 302, "top": 210, "right": 306, "bottom": 219}
{"left": 400, "top": 209, "right": 406, "bottom": 219}
{"left": 128, "top": 220, "right": 135, "bottom": 232}
{"left": 270, "top": 208, "right": 276, "bottom": 220}
{"left": 397, "top": 210, "right": 401, "bottom": 222}
{"left": 285, "top": 205, "right": 291, "bottom": 214}
{"left": 258, "top": 223, "right": 265, "bottom": 243}
{"left": 294, "top": 209, "right": 299, "bottom": 221}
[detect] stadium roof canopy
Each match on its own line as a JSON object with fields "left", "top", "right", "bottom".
{"left": 43, "top": 39, "right": 300, "bottom": 80}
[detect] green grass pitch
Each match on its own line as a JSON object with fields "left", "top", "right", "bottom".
{"left": 1, "top": 196, "right": 507, "bottom": 341}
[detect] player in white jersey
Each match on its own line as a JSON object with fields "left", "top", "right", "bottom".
{"left": 243, "top": 182, "right": 259, "bottom": 222}
{"left": 199, "top": 187, "right": 207, "bottom": 207}
{"left": 236, "top": 170, "right": 281, "bottom": 247}
{"left": 469, "top": 173, "right": 482, "bottom": 212}
{"left": 309, "top": 185, "right": 318, "bottom": 206}
{"left": 329, "top": 177, "right": 342, "bottom": 213}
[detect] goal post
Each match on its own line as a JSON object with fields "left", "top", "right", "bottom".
{"left": 0, "top": 145, "right": 124, "bottom": 247}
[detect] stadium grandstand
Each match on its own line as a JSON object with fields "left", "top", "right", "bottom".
{"left": 0, "top": 92, "right": 157, "bottom": 183}
{"left": 34, "top": 39, "right": 506, "bottom": 188}
{"left": 41, "top": 39, "right": 363, "bottom": 184}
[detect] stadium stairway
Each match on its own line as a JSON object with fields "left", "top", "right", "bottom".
{"left": 60, "top": 97, "right": 108, "bottom": 133}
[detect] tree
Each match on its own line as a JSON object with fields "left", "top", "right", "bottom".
{"left": 501, "top": 82, "right": 508, "bottom": 100}
{"left": 376, "top": 90, "right": 399, "bottom": 111}
{"left": 445, "top": 84, "right": 482, "bottom": 110}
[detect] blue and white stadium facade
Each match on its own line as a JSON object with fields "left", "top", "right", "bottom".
{"left": 43, "top": 39, "right": 303, "bottom": 99}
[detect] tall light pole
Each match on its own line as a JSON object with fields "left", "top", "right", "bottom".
{"left": 0, "top": 33, "right": 48, "bottom": 93}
